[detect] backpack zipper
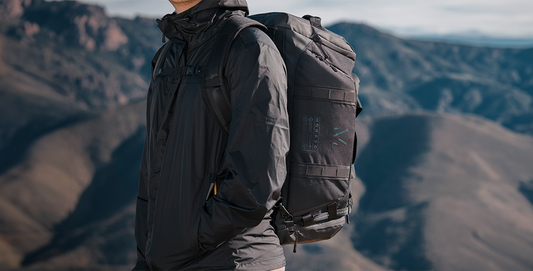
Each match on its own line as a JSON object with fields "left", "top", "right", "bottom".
{"left": 311, "top": 35, "right": 355, "bottom": 83}
{"left": 310, "top": 49, "right": 354, "bottom": 83}
{"left": 313, "top": 35, "right": 330, "bottom": 60}
{"left": 314, "top": 34, "right": 356, "bottom": 60}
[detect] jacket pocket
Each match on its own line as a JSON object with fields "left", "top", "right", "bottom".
{"left": 146, "top": 173, "right": 214, "bottom": 270}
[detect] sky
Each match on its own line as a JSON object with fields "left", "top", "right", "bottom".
{"left": 56, "top": 0, "right": 533, "bottom": 39}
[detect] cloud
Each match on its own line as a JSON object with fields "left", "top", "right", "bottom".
{"left": 58, "top": 0, "right": 533, "bottom": 38}
{"left": 249, "top": 0, "right": 533, "bottom": 38}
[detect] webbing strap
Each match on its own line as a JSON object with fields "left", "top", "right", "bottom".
{"left": 328, "top": 203, "right": 338, "bottom": 220}
{"left": 290, "top": 164, "right": 351, "bottom": 178}
{"left": 296, "top": 206, "right": 349, "bottom": 227}
{"left": 294, "top": 85, "right": 356, "bottom": 103}
{"left": 157, "top": 66, "right": 205, "bottom": 77}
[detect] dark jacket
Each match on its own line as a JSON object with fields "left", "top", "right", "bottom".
{"left": 134, "top": 0, "right": 289, "bottom": 270}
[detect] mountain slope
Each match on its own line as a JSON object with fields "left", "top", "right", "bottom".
{"left": 328, "top": 23, "right": 533, "bottom": 134}
{"left": 2, "top": 0, "right": 532, "bottom": 134}
{"left": 1, "top": 0, "right": 533, "bottom": 270}
{"left": 354, "top": 113, "right": 533, "bottom": 271}
{"left": 0, "top": 0, "right": 157, "bottom": 111}
{"left": 20, "top": 112, "right": 531, "bottom": 271}
{"left": 0, "top": 102, "right": 145, "bottom": 269}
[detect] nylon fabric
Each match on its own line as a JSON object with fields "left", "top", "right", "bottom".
{"left": 248, "top": 12, "right": 361, "bottom": 248}
{"left": 134, "top": 1, "right": 289, "bottom": 270}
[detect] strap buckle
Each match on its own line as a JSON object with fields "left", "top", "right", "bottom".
{"left": 185, "top": 66, "right": 196, "bottom": 75}
{"left": 276, "top": 203, "right": 294, "bottom": 227}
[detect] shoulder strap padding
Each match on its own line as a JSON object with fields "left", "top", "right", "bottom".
{"left": 203, "top": 15, "right": 267, "bottom": 135}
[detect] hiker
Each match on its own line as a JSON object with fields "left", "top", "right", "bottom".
{"left": 133, "top": 0, "right": 289, "bottom": 270}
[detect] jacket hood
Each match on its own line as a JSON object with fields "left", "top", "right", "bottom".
{"left": 157, "top": 0, "right": 249, "bottom": 46}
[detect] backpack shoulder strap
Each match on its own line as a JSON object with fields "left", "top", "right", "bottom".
{"left": 203, "top": 15, "right": 267, "bottom": 135}
{"left": 150, "top": 40, "right": 174, "bottom": 90}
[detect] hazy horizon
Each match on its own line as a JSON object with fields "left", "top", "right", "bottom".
{"left": 48, "top": 0, "right": 533, "bottom": 41}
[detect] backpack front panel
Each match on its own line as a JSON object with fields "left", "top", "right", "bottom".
{"left": 251, "top": 13, "right": 360, "bottom": 245}
{"left": 287, "top": 28, "right": 357, "bottom": 216}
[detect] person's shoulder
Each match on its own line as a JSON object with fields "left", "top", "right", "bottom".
{"left": 151, "top": 42, "right": 172, "bottom": 66}
{"left": 236, "top": 27, "right": 271, "bottom": 45}
{"left": 232, "top": 26, "right": 276, "bottom": 52}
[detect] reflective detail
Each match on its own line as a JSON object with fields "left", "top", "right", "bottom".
{"left": 333, "top": 129, "right": 348, "bottom": 138}
{"left": 333, "top": 128, "right": 348, "bottom": 146}
{"left": 302, "top": 115, "right": 320, "bottom": 153}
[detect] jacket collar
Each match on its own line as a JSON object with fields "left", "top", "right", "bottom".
{"left": 157, "top": 0, "right": 249, "bottom": 47}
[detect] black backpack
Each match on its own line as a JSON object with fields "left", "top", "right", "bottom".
{"left": 152, "top": 12, "right": 362, "bottom": 253}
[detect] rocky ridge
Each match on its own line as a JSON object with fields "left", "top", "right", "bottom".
{"left": 0, "top": 0, "right": 532, "bottom": 270}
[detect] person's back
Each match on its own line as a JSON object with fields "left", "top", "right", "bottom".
{"left": 133, "top": 0, "right": 289, "bottom": 270}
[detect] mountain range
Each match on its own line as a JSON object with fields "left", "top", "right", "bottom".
{"left": 0, "top": 0, "right": 532, "bottom": 270}
{"left": 328, "top": 23, "right": 533, "bottom": 135}
{"left": 406, "top": 33, "right": 533, "bottom": 49}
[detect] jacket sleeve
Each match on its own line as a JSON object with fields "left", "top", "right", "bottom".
{"left": 133, "top": 46, "right": 163, "bottom": 271}
{"left": 197, "top": 27, "right": 290, "bottom": 250}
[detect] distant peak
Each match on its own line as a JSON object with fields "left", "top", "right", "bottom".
{"left": 0, "top": 0, "right": 33, "bottom": 20}
{"left": 1, "top": 0, "right": 128, "bottom": 51}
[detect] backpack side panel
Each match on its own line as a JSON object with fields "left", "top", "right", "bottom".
{"left": 250, "top": 12, "right": 359, "bottom": 248}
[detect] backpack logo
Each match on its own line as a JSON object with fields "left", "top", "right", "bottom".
{"left": 302, "top": 115, "right": 320, "bottom": 153}
{"left": 333, "top": 128, "right": 348, "bottom": 146}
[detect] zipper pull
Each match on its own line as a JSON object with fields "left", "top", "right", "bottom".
{"left": 205, "top": 182, "right": 214, "bottom": 202}
{"left": 312, "top": 35, "right": 329, "bottom": 60}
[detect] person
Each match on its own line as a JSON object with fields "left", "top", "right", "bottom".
{"left": 133, "top": 0, "right": 289, "bottom": 270}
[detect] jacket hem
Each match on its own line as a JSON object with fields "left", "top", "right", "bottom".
{"left": 234, "top": 254, "right": 286, "bottom": 271}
